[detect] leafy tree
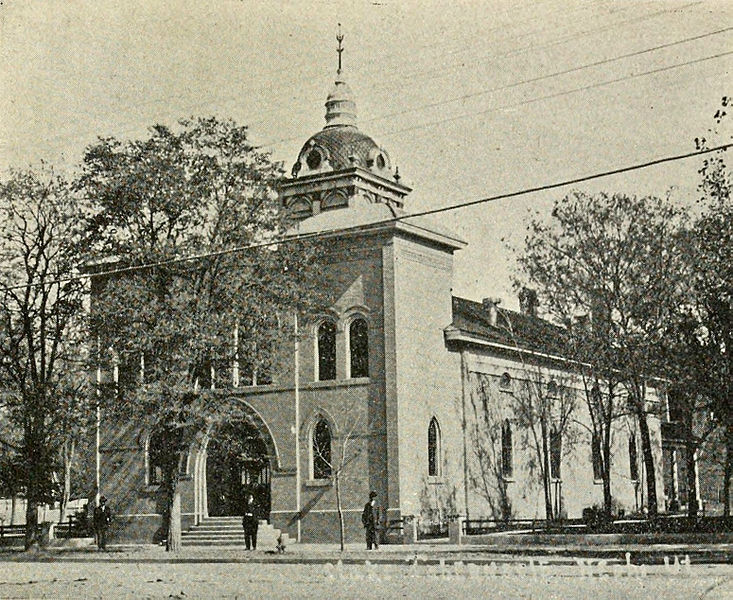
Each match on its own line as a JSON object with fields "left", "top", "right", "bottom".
{"left": 667, "top": 97, "right": 732, "bottom": 516}
{"left": 516, "top": 191, "right": 689, "bottom": 517}
{"left": 0, "top": 168, "right": 90, "bottom": 548}
{"left": 79, "top": 117, "right": 322, "bottom": 551}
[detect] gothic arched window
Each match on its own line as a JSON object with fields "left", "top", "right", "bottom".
{"left": 312, "top": 418, "right": 332, "bottom": 480}
{"left": 592, "top": 432, "right": 603, "bottom": 481}
{"left": 629, "top": 435, "right": 639, "bottom": 481}
{"left": 317, "top": 320, "right": 337, "bottom": 381}
{"left": 550, "top": 426, "right": 562, "bottom": 480}
{"left": 428, "top": 417, "right": 441, "bottom": 477}
{"left": 147, "top": 422, "right": 184, "bottom": 485}
{"left": 501, "top": 419, "right": 513, "bottom": 478}
{"left": 349, "top": 318, "right": 369, "bottom": 378}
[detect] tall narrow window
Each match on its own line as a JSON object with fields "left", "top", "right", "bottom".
{"left": 592, "top": 432, "right": 602, "bottom": 481}
{"left": 317, "top": 321, "right": 336, "bottom": 381}
{"left": 550, "top": 426, "right": 562, "bottom": 480}
{"left": 349, "top": 318, "right": 369, "bottom": 378}
{"left": 629, "top": 435, "right": 639, "bottom": 481}
{"left": 501, "top": 419, "right": 513, "bottom": 478}
{"left": 147, "top": 423, "right": 184, "bottom": 485}
{"left": 428, "top": 417, "right": 441, "bottom": 477}
{"left": 312, "top": 418, "right": 332, "bottom": 479}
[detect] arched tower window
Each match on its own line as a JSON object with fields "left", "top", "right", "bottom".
{"left": 499, "top": 372, "right": 512, "bottom": 392}
{"left": 312, "top": 418, "right": 332, "bottom": 480}
{"left": 428, "top": 417, "right": 441, "bottom": 477}
{"left": 317, "top": 320, "right": 336, "bottom": 381}
{"left": 501, "top": 419, "right": 513, "bottom": 478}
{"left": 348, "top": 318, "right": 369, "bottom": 378}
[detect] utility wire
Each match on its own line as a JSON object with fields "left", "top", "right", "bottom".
{"left": 1, "top": 143, "right": 729, "bottom": 293}
{"left": 0, "top": 1, "right": 701, "bottom": 158}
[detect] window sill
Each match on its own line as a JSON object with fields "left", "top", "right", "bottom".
{"left": 305, "top": 479, "right": 332, "bottom": 488}
{"left": 427, "top": 476, "right": 444, "bottom": 485}
{"left": 501, "top": 476, "right": 515, "bottom": 484}
{"left": 593, "top": 478, "right": 604, "bottom": 485}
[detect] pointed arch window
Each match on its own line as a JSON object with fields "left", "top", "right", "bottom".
{"left": 428, "top": 417, "right": 441, "bottom": 477}
{"left": 550, "top": 426, "right": 562, "bottom": 480}
{"left": 348, "top": 317, "right": 369, "bottom": 378}
{"left": 629, "top": 435, "right": 639, "bottom": 481}
{"left": 501, "top": 419, "right": 513, "bottom": 479}
{"left": 317, "top": 320, "right": 337, "bottom": 381}
{"left": 147, "top": 422, "right": 185, "bottom": 486}
{"left": 312, "top": 418, "right": 332, "bottom": 480}
{"left": 592, "top": 432, "right": 603, "bottom": 481}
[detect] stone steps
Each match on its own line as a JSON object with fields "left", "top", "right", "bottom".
{"left": 181, "top": 516, "right": 291, "bottom": 549}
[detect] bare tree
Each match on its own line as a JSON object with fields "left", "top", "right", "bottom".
{"left": 0, "top": 168, "right": 90, "bottom": 549}
{"left": 310, "top": 401, "right": 366, "bottom": 551}
{"left": 466, "top": 373, "right": 513, "bottom": 520}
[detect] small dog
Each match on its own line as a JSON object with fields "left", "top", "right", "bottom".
{"left": 276, "top": 535, "right": 286, "bottom": 554}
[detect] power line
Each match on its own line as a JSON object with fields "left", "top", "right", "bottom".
{"left": 359, "top": 27, "right": 732, "bottom": 127}
{"left": 1, "top": 143, "right": 729, "bottom": 294}
{"left": 256, "top": 49, "right": 732, "bottom": 149}
{"left": 0, "top": 1, "right": 701, "bottom": 159}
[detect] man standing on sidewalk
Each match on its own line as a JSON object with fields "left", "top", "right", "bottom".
{"left": 362, "top": 491, "right": 379, "bottom": 550}
{"left": 93, "top": 496, "right": 112, "bottom": 551}
{"left": 242, "top": 493, "right": 259, "bottom": 551}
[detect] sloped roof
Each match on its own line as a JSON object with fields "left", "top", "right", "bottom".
{"left": 450, "top": 296, "right": 568, "bottom": 357}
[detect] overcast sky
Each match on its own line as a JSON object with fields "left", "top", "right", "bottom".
{"left": 1, "top": 0, "right": 731, "bottom": 308}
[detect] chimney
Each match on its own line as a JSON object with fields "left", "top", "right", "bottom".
{"left": 482, "top": 297, "right": 502, "bottom": 327}
{"left": 518, "top": 287, "right": 539, "bottom": 317}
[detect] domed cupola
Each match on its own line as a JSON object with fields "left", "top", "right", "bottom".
{"left": 281, "top": 28, "right": 411, "bottom": 221}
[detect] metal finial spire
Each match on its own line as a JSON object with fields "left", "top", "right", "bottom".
{"left": 336, "top": 23, "right": 344, "bottom": 74}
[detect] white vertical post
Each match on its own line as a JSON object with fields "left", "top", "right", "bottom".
{"left": 95, "top": 359, "right": 101, "bottom": 508}
{"left": 294, "top": 312, "right": 301, "bottom": 543}
{"left": 671, "top": 448, "right": 680, "bottom": 504}
{"left": 233, "top": 322, "right": 239, "bottom": 387}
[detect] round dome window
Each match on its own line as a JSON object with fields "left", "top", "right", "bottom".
{"left": 306, "top": 150, "right": 322, "bottom": 170}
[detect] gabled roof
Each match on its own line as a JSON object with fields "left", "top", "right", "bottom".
{"left": 450, "top": 296, "right": 568, "bottom": 357}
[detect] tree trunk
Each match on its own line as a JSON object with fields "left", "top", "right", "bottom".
{"left": 724, "top": 423, "right": 732, "bottom": 517}
{"left": 637, "top": 410, "right": 658, "bottom": 516}
{"left": 24, "top": 499, "right": 40, "bottom": 550}
{"left": 59, "top": 439, "right": 75, "bottom": 524}
{"left": 10, "top": 495, "right": 17, "bottom": 526}
{"left": 685, "top": 445, "right": 699, "bottom": 518}
{"left": 602, "top": 430, "right": 613, "bottom": 517}
{"left": 165, "top": 472, "right": 182, "bottom": 553}
{"left": 335, "top": 474, "right": 345, "bottom": 552}
{"left": 540, "top": 419, "right": 552, "bottom": 520}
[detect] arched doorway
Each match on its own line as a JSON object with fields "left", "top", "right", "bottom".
{"left": 206, "top": 419, "right": 271, "bottom": 519}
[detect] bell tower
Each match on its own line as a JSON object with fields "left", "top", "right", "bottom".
{"left": 280, "top": 27, "right": 411, "bottom": 221}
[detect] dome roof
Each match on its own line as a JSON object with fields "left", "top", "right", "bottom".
{"left": 294, "top": 126, "right": 392, "bottom": 174}
{"left": 290, "top": 58, "right": 398, "bottom": 180}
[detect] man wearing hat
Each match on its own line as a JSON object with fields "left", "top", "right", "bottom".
{"left": 361, "top": 491, "right": 379, "bottom": 550}
{"left": 93, "top": 496, "right": 112, "bottom": 550}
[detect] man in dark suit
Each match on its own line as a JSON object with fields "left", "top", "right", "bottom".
{"left": 93, "top": 496, "right": 112, "bottom": 551}
{"left": 361, "top": 491, "right": 379, "bottom": 550}
{"left": 242, "top": 493, "right": 259, "bottom": 550}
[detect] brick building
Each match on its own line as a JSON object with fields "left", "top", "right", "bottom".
{"left": 94, "top": 61, "right": 666, "bottom": 544}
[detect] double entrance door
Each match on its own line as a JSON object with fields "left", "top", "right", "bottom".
{"left": 206, "top": 421, "right": 271, "bottom": 520}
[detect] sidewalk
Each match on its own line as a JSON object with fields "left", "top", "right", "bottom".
{"left": 1, "top": 539, "right": 731, "bottom": 565}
